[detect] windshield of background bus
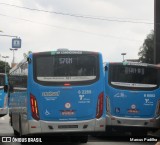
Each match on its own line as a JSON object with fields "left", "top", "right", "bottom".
{"left": 35, "top": 54, "right": 98, "bottom": 82}
{"left": 109, "top": 65, "right": 158, "bottom": 86}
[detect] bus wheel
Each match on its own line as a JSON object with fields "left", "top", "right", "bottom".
{"left": 80, "top": 136, "right": 88, "bottom": 143}
{"left": 19, "top": 115, "right": 23, "bottom": 137}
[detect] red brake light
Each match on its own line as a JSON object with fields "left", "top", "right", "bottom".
{"left": 64, "top": 83, "right": 71, "bottom": 86}
{"left": 30, "top": 94, "right": 40, "bottom": 120}
{"left": 96, "top": 92, "right": 104, "bottom": 119}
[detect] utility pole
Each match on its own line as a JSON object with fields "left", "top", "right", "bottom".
{"left": 0, "top": 31, "right": 3, "bottom": 61}
{"left": 154, "top": 0, "right": 160, "bottom": 64}
{"left": 10, "top": 48, "right": 18, "bottom": 68}
{"left": 2, "top": 56, "right": 9, "bottom": 74}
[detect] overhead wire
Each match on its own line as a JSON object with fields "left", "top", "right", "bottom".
{"left": 0, "top": 2, "right": 154, "bottom": 25}
{"left": 0, "top": 2, "right": 154, "bottom": 42}
{"left": 0, "top": 13, "right": 142, "bottom": 42}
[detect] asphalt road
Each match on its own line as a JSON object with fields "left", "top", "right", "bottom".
{"left": 0, "top": 115, "right": 159, "bottom": 145}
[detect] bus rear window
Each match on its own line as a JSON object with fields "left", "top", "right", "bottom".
{"left": 33, "top": 53, "right": 99, "bottom": 86}
{"left": 109, "top": 64, "right": 159, "bottom": 90}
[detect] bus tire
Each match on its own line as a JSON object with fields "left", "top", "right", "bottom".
{"left": 80, "top": 136, "right": 88, "bottom": 143}
{"left": 19, "top": 115, "right": 23, "bottom": 137}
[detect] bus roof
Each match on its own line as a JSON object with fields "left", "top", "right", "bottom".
{"left": 32, "top": 50, "right": 100, "bottom": 56}
{"left": 105, "top": 61, "right": 160, "bottom": 68}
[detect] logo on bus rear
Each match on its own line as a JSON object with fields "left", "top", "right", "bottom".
{"left": 65, "top": 103, "right": 71, "bottom": 109}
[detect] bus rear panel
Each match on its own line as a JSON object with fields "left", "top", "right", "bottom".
{"left": 9, "top": 51, "right": 105, "bottom": 137}
{"left": 0, "top": 73, "right": 8, "bottom": 117}
{"left": 105, "top": 62, "right": 160, "bottom": 135}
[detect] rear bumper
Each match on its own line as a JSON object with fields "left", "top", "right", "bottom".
{"left": 24, "top": 118, "right": 105, "bottom": 135}
{"left": 106, "top": 115, "right": 160, "bottom": 130}
{"left": 0, "top": 107, "right": 8, "bottom": 117}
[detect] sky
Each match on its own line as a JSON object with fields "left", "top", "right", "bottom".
{"left": 0, "top": 0, "right": 154, "bottom": 65}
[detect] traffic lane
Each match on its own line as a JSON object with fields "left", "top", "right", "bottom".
{"left": 0, "top": 115, "right": 158, "bottom": 145}
{"left": 0, "top": 114, "right": 13, "bottom": 136}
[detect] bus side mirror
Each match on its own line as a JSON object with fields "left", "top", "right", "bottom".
{"left": 4, "top": 85, "right": 8, "bottom": 93}
{"left": 27, "top": 57, "right": 32, "bottom": 64}
{"left": 105, "top": 66, "right": 108, "bottom": 71}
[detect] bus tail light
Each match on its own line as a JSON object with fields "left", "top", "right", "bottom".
{"left": 96, "top": 92, "right": 104, "bottom": 119}
{"left": 64, "top": 83, "right": 71, "bottom": 86}
{"left": 30, "top": 94, "right": 40, "bottom": 120}
{"left": 155, "top": 100, "right": 160, "bottom": 116}
{"left": 106, "top": 96, "right": 110, "bottom": 113}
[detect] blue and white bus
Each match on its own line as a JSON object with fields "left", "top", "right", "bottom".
{"left": 0, "top": 73, "right": 8, "bottom": 117}
{"left": 105, "top": 62, "right": 160, "bottom": 136}
{"left": 9, "top": 50, "right": 105, "bottom": 142}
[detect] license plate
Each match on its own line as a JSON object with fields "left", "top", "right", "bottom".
{"left": 58, "top": 125, "right": 78, "bottom": 129}
{"left": 61, "top": 110, "right": 75, "bottom": 116}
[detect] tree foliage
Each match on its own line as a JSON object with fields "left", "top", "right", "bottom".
{"left": 138, "top": 30, "right": 154, "bottom": 63}
{"left": 0, "top": 60, "right": 10, "bottom": 73}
